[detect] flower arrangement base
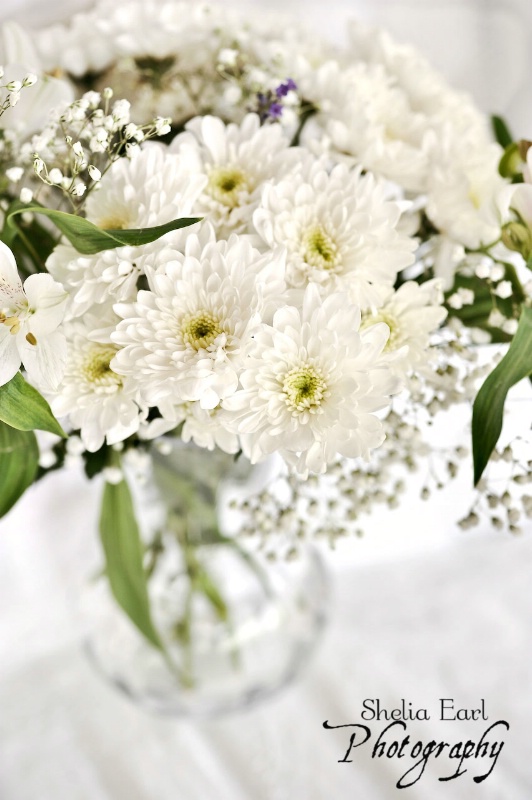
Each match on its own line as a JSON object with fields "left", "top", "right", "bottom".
{"left": 85, "top": 442, "right": 328, "bottom": 718}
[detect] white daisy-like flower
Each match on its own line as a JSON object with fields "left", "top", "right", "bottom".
{"left": 49, "top": 309, "right": 143, "bottom": 452}
{"left": 253, "top": 158, "right": 416, "bottom": 309}
{"left": 361, "top": 279, "right": 447, "bottom": 375}
{"left": 169, "top": 113, "right": 301, "bottom": 236}
{"left": 84, "top": 143, "right": 206, "bottom": 230}
{"left": 111, "top": 232, "right": 287, "bottom": 410}
{"left": 46, "top": 145, "right": 206, "bottom": 314}
{"left": 222, "top": 283, "right": 400, "bottom": 475}
{"left": 348, "top": 20, "right": 489, "bottom": 139}
{"left": 0, "top": 241, "right": 67, "bottom": 388}
{"left": 299, "top": 59, "right": 432, "bottom": 192}
{"left": 143, "top": 399, "right": 240, "bottom": 455}
{"left": 426, "top": 135, "right": 505, "bottom": 250}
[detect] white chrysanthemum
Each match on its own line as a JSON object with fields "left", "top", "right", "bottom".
{"left": 296, "top": 60, "right": 432, "bottom": 192}
{"left": 348, "top": 20, "right": 489, "bottom": 138}
{"left": 84, "top": 143, "right": 206, "bottom": 230}
{"left": 49, "top": 310, "right": 143, "bottom": 452}
{"left": 143, "top": 399, "right": 240, "bottom": 455}
{"left": 361, "top": 280, "right": 447, "bottom": 375}
{"left": 111, "top": 232, "right": 287, "bottom": 409}
{"left": 46, "top": 146, "right": 206, "bottom": 314}
{"left": 169, "top": 114, "right": 301, "bottom": 236}
{"left": 426, "top": 136, "right": 505, "bottom": 249}
{"left": 253, "top": 158, "right": 416, "bottom": 309}
{"left": 223, "top": 284, "right": 400, "bottom": 475}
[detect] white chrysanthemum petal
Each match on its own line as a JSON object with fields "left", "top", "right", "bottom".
{"left": 253, "top": 158, "right": 415, "bottom": 309}
{"left": 49, "top": 310, "right": 144, "bottom": 452}
{"left": 170, "top": 113, "right": 302, "bottom": 237}
{"left": 111, "top": 232, "right": 287, "bottom": 412}
{"left": 223, "top": 283, "right": 400, "bottom": 474}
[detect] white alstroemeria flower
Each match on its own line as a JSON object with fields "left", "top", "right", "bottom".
{"left": 223, "top": 283, "right": 400, "bottom": 476}
{"left": 0, "top": 241, "right": 68, "bottom": 388}
{"left": 0, "top": 22, "right": 73, "bottom": 136}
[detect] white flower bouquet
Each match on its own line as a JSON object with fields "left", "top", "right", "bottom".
{"left": 0, "top": 1, "right": 530, "bottom": 690}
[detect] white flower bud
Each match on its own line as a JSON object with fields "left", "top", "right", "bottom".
{"left": 19, "top": 187, "right": 33, "bottom": 204}
{"left": 494, "top": 280, "right": 513, "bottom": 299}
{"left": 6, "top": 80, "right": 22, "bottom": 92}
{"left": 502, "top": 318, "right": 518, "bottom": 335}
{"left": 102, "top": 87, "right": 113, "bottom": 100}
{"left": 22, "top": 73, "right": 38, "bottom": 87}
{"left": 48, "top": 168, "right": 63, "bottom": 184}
{"left": 6, "top": 167, "right": 23, "bottom": 182}
{"left": 83, "top": 91, "right": 101, "bottom": 108}
{"left": 33, "top": 156, "right": 45, "bottom": 175}
{"left": 72, "top": 141, "right": 84, "bottom": 158}
{"left": 218, "top": 48, "right": 238, "bottom": 67}
{"left": 70, "top": 182, "right": 86, "bottom": 197}
{"left": 154, "top": 116, "right": 171, "bottom": 136}
{"left": 88, "top": 164, "right": 101, "bottom": 181}
{"left": 490, "top": 264, "right": 505, "bottom": 282}
{"left": 124, "top": 123, "right": 138, "bottom": 139}
{"left": 102, "top": 466, "right": 123, "bottom": 484}
{"left": 125, "top": 142, "right": 140, "bottom": 159}
{"left": 8, "top": 91, "right": 20, "bottom": 106}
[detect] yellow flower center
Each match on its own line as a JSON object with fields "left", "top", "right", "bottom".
{"left": 301, "top": 225, "right": 340, "bottom": 271}
{"left": 181, "top": 310, "right": 223, "bottom": 350}
{"left": 282, "top": 364, "right": 328, "bottom": 413}
{"left": 83, "top": 345, "right": 122, "bottom": 386}
{"left": 207, "top": 167, "right": 250, "bottom": 207}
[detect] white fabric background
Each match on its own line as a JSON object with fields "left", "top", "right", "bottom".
{"left": 0, "top": 1, "right": 531, "bottom": 798}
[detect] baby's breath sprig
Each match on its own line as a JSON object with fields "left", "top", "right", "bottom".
{"left": 30, "top": 88, "right": 171, "bottom": 213}
{"left": 0, "top": 68, "right": 38, "bottom": 119}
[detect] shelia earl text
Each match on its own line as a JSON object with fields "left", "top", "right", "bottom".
{"left": 323, "top": 699, "right": 508, "bottom": 789}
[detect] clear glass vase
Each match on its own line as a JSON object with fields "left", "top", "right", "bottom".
{"left": 85, "top": 440, "right": 328, "bottom": 717}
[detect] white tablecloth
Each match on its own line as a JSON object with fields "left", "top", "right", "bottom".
{"left": 1, "top": 1, "right": 532, "bottom": 797}
{"left": 1, "top": 466, "right": 531, "bottom": 799}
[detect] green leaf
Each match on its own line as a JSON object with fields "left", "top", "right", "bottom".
{"left": 0, "top": 209, "right": 58, "bottom": 275}
{"left": 491, "top": 114, "right": 514, "bottom": 149}
{"left": 0, "top": 373, "right": 66, "bottom": 437}
{"left": 99, "top": 464, "right": 162, "bottom": 650}
{"left": 472, "top": 305, "right": 532, "bottom": 484}
{"left": 0, "top": 421, "right": 39, "bottom": 518}
{"left": 6, "top": 201, "right": 202, "bottom": 256}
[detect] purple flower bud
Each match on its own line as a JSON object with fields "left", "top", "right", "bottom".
{"left": 268, "top": 102, "right": 283, "bottom": 118}
{"left": 276, "top": 78, "right": 297, "bottom": 98}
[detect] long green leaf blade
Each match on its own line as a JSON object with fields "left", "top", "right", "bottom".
{"left": 472, "top": 305, "right": 532, "bottom": 484}
{"left": 0, "top": 421, "right": 39, "bottom": 518}
{"left": 7, "top": 202, "right": 201, "bottom": 256}
{"left": 99, "top": 469, "right": 162, "bottom": 650}
{"left": 0, "top": 373, "right": 66, "bottom": 437}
